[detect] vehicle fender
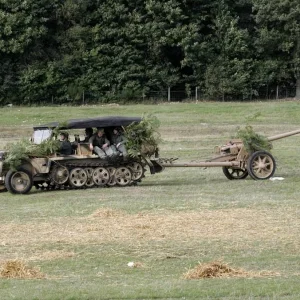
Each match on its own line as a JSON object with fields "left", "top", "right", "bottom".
{"left": 17, "top": 162, "right": 36, "bottom": 175}
{"left": 29, "top": 158, "right": 51, "bottom": 174}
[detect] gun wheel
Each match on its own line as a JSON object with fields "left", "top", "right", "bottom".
{"left": 222, "top": 167, "right": 248, "bottom": 180}
{"left": 69, "top": 168, "right": 88, "bottom": 187}
{"left": 247, "top": 151, "right": 276, "bottom": 180}
{"left": 115, "top": 167, "right": 132, "bottom": 186}
{"left": 92, "top": 167, "right": 110, "bottom": 186}
{"left": 127, "top": 162, "right": 145, "bottom": 181}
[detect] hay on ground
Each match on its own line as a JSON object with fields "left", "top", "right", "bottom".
{"left": 183, "top": 261, "right": 279, "bottom": 279}
{"left": 91, "top": 208, "right": 125, "bottom": 218}
{"left": 0, "top": 260, "right": 45, "bottom": 279}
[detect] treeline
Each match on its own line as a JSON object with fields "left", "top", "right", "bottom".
{"left": 0, "top": 0, "right": 299, "bottom": 104}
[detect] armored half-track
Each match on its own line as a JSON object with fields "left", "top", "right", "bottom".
{"left": 0, "top": 116, "right": 163, "bottom": 194}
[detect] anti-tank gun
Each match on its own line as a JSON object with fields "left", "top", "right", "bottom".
{"left": 158, "top": 128, "right": 300, "bottom": 180}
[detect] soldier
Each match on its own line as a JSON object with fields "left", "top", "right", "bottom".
{"left": 111, "top": 127, "right": 128, "bottom": 158}
{"left": 59, "top": 132, "right": 73, "bottom": 155}
{"left": 82, "top": 127, "right": 93, "bottom": 142}
{"left": 89, "top": 128, "right": 114, "bottom": 159}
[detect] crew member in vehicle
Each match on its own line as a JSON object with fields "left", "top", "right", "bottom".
{"left": 111, "top": 127, "right": 128, "bottom": 158}
{"left": 89, "top": 128, "right": 114, "bottom": 159}
{"left": 59, "top": 132, "right": 73, "bottom": 155}
{"left": 82, "top": 127, "right": 93, "bottom": 142}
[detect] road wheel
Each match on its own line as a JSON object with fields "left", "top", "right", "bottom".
{"left": 247, "top": 151, "right": 276, "bottom": 180}
{"left": 222, "top": 167, "right": 248, "bottom": 180}
{"left": 69, "top": 168, "right": 87, "bottom": 187}
{"left": 5, "top": 168, "right": 33, "bottom": 194}
{"left": 51, "top": 165, "right": 69, "bottom": 185}
{"left": 92, "top": 167, "right": 110, "bottom": 186}
{"left": 115, "top": 167, "right": 132, "bottom": 186}
{"left": 127, "top": 161, "right": 145, "bottom": 181}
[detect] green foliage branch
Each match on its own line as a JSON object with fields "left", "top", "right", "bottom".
{"left": 125, "top": 114, "right": 161, "bottom": 157}
{"left": 236, "top": 125, "right": 272, "bottom": 153}
{"left": 3, "top": 132, "right": 60, "bottom": 170}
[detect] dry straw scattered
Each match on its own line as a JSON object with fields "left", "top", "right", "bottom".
{"left": 1, "top": 207, "right": 299, "bottom": 258}
{"left": 183, "top": 261, "right": 280, "bottom": 279}
{"left": 91, "top": 208, "right": 125, "bottom": 218}
{"left": 0, "top": 260, "right": 45, "bottom": 279}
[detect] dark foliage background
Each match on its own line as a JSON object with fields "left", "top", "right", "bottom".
{"left": 0, "top": 0, "right": 299, "bottom": 104}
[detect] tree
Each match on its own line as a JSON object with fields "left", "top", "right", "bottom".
{"left": 0, "top": 0, "right": 59, "bottom": 104}
{"left": 204, "top": 0, "right": 252, "bottom": 100}
{"left": 252, "top": 0, "right": 300, "bottom": 98}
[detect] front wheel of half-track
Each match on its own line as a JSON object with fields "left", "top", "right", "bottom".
{"left": 5, "top": 168, "right": 33, "bottom": 194}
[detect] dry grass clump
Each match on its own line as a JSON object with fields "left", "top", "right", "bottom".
{"left": 183, "top": 261, "right": 279, "bottom": 279}
{"left": 0, "top": 260, "right": 45, "bottom": 279}
{"left": 91, "top": 208, "right": 125, "bottom": 218}
{"left": 184, "top": 261, "right": 248, "bottom": 279}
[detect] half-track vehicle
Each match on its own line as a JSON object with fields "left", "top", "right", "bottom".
{"left": 0, "top": 116, "right": 163, "bottom": 194}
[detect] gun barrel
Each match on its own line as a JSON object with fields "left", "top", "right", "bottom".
{"left": 267, "top": 129, "right": 300, "bottom": 142}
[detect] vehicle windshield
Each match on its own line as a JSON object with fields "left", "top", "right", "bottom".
{"left": 32, "top": 129, "right": 52, "bottom": 144}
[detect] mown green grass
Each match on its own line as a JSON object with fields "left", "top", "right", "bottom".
{"left": 1, "top": 101, "right": 300, "bottom": 299}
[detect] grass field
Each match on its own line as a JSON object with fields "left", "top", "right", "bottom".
{"left": 0, "top": 101, "right": 300, "bottom": 299}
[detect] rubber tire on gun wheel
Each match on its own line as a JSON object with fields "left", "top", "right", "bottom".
{"left": 222, "top": 167, "right": 248, "bottom": 180}
{"left": 5, "top": 168, "right": 33, "bottom": 194}
{"left": 247, "top": 151, "right": 276, "bottom": 180}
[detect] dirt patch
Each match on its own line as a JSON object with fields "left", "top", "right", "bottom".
{"left": 183, "top": 261, "right": 280, "bottom": 279}
{"left": 0, "top": 260, "right": 45, "bottom": 279}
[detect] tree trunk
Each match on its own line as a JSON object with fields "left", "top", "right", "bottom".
{"left": 296, "top": 78, "right": 300, "bottom": 99}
